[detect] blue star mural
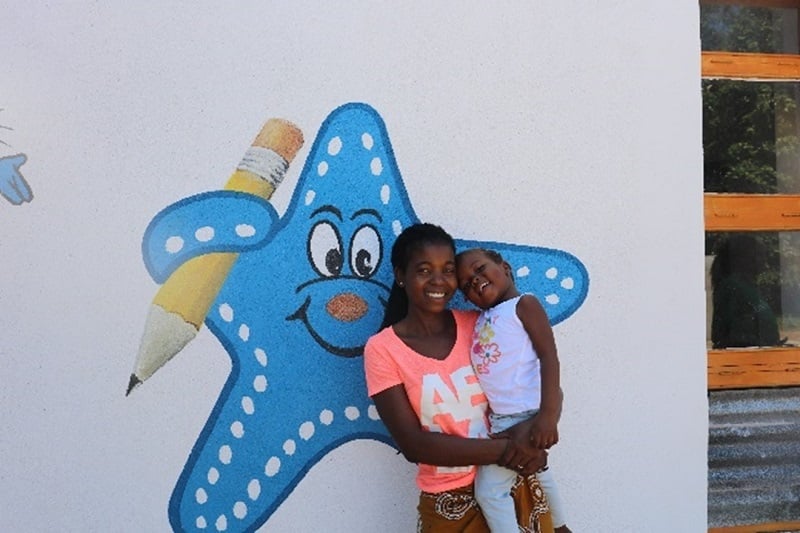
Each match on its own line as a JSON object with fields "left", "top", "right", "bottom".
{"left": 140, "top": 102, "right": 589, "bottom": 532}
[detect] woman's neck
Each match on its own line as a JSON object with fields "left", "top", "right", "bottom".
{"left": 397, "top": 309, "right": 453, "bottom": 338}
{"left": 394, "top": 309, "right": 457, "bottom": 361}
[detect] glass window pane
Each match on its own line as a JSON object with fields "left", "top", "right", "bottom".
{"left": 705, "top": 232, "right": 800, "bottom": 349}
{"left": 704, "top": 81, "right": 800, "bottom": 194}
{"left": 701, "top": 4, "right": 799, "bottom": 54}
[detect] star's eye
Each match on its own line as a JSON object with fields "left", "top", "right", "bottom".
{"left": 308, "top": 221, "right": 343, "bottom": 277}
{"left": 350, "top": 225, "right": 381, "bottom": 278}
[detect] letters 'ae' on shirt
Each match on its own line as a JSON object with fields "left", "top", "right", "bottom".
{"left": 364, "top": 309, "right": 489, "bottom": 493}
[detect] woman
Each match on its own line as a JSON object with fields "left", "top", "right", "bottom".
{"left": 364, "top": 223, "right": 553, "bottom": 532}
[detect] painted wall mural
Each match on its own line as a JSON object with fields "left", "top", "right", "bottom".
{"left": 0, "top": 111, "right": 32, "bottom": 205}
{"left": 129, "top": 102, "right": 589, "bottom": 532}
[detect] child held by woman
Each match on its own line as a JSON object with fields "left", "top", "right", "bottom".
{"left": 456, "top": 248, "right": 571, "bottom": 533}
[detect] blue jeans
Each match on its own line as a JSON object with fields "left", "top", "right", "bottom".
{"left": 475, "top": 410, "right": 567, "bottom": 531}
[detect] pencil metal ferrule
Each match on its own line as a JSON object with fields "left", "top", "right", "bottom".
{"left": 237, "top": 147, "right": 289, "bottom": 189}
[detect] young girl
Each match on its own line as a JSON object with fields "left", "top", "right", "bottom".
{"left": 456, "top": 248, "right": 571, "bottom": 533}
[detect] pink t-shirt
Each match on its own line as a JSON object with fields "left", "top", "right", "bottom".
{"left": 364, "top": 310, "right": 489, "bottom": 493}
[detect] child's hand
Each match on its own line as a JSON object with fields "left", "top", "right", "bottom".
{"left": 529, "top": 411, "right": 559, "bottom": 449}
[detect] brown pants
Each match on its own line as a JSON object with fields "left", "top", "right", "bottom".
{"left": 417, "top": 475, "right": 553, "bottom": 532}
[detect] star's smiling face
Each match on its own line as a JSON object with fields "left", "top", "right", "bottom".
{"left": 286, "top": 203, "right": 389, "bottom": 356}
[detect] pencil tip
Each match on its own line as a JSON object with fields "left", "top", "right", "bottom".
{"left": 126, "top": 374, "right": 141, "bottom": 396}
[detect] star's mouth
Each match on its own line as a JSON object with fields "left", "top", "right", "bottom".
{"left": 478, "top": 281, "right": 489, "bottom": 294}
{"left": 426, "top": 291, "right": 447, "bottom": 299}
{"left": 287, "top": 295, "right": 387, "bottom": 357}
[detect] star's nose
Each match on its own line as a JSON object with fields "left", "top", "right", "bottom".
{"left": 326, "top": 292, "right": 368, "bottom": 322}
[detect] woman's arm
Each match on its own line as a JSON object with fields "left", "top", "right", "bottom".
{"left": 372, "top": 384, "right": 546, "bottom": 473}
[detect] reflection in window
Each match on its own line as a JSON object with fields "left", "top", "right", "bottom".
{"left": 701, "top": 4, "right": 799, "bottom": 54}
{"left": 703, "top": 81, "right": 800, "bottom": 194}
{"left": 706, "top": 232, "right": 800, "bottom": 349}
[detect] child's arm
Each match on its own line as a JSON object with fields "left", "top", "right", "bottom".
{"left": 517, "top": 294, "right": 562, "bottom": 449}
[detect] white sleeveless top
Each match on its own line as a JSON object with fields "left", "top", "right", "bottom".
{"left": 470, "top": 295, "right": 541, "bottom": 415}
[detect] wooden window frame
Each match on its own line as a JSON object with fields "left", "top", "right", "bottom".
{"left": 701, "top": 6, "right": 800, "bottom": 533}
{"left": 703, "top": 51, "right": 800, "bottom": 80}
{"left": 708, "top": 521, "right": 800, "bottom": 533}
{"left": 705, "top": 194, "right": 800, "bottom": 231}
{"left": 702, "top": 19, "right": 800, "bottom": 390}
{"left": 703, "top": 0, "right": 800, "bottom": 8}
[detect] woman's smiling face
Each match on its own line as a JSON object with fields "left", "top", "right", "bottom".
{"left": 396, "top": 242, "right": 457, "bottom": 314}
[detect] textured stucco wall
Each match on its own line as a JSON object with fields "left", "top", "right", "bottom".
{"left": 1, "top": 2, "right": 706, "bottom": 531}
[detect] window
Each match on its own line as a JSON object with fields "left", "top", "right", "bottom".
{"left": 702, "top": 0, "right": 800, "bottom": 390}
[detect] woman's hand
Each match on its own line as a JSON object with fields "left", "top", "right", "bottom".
{"left": 520, "top": 450, "right": 547, "bottom": 476}
{"left": 494, "top": 417, "right": 548, "bottom": 474}
{"left": 496, "top": 437, "right": 548, "bottom": 475}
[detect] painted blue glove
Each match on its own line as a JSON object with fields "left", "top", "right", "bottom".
{"left": 0, "top": 153, "right": 32, "bottom": 205}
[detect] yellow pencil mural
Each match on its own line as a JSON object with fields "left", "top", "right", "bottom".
{"left": 128, "top": 119, "right": 304, "bottom": 394}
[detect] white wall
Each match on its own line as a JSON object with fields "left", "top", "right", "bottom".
{"left": 1, "top": 2, "right": 707, "bottom": 532}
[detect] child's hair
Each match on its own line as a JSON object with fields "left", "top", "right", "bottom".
{"left": 455, "top": 248, "right": 512, "bottom": 295}
{"left": 455, "top": 247, "right": 505, "bottom": 269}
{"left": 380, "top": 223, "right": 456, "bottom": 329}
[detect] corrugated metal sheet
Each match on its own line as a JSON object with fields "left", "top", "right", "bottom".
{"left": 708, "top": 386, "right": 800, "bottom": 529}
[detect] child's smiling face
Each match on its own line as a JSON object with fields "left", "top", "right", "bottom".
{"left": 456, "top": 249, "right": 517, "bottom": 309}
